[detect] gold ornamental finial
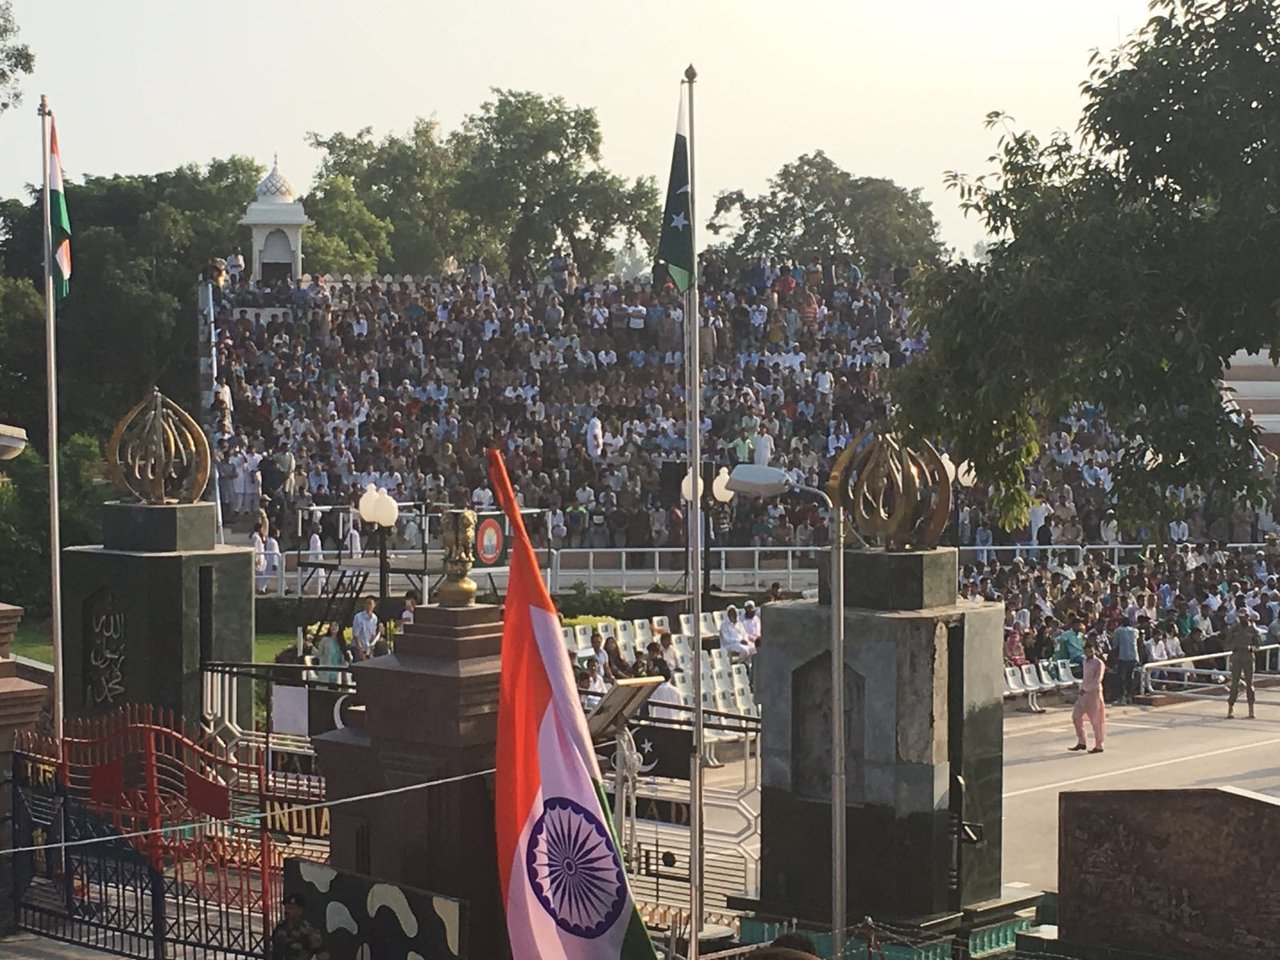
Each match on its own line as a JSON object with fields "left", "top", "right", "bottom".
{"left": 826, "top": 427, "right": 951, "bottom": 551}
{"left": 106, "top": 390, "right": 211, "bottom": 505}
{"left": 437, "top": 509, "right": 478, "bottom": 607}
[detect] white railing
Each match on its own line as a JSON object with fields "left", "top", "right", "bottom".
{"left": 251, "top": 542, "right": 1278, "bottom": 598}
{"left": 552, "top": 546, "right": 826, "bottom": 593}
{"left": 1139, "top": 642, "right": 1280, "bottom": 697}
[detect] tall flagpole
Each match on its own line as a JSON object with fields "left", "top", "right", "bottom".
{"left": 682, "top": 62, "right": 704, "bottom": 960}
{"left": 38, "top": 95, "right": 65, "bottom": 747}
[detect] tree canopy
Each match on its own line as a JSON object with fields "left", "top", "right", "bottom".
{"left": 306, "top": 90, "right": 660, "bottom": 279}
{"left": 0, "top": 157, "right": 262, "bottom": 444}
{"left": 0, "top": 436, "right": 108, "bottom": 613}
{"left": 891, "top": 0, "right": 1280, "bottom": 534}
{"left": 0, "top": 1, "right": 33, "bottom": 115}
{"left": 707, "top": 151, "right": 943, "bottom": 274}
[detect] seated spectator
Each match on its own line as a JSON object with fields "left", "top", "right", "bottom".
{"left": 719, "top": 605, "right": 756, "bottom": 659}
{"left": 604, "top": 636, "right": 634, "bottom": 680}
{"left": 741, "top": 600, "right": 762, "bottom": 648}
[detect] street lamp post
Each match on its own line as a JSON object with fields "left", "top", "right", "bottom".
{"left": 357, "top": 484, "right": 399, "bottom": 606}
{"left": 0, "top": 425, "right": 28, "bottom": 461}
{"left": 682, "top": 466, "right": 736, "bottom": 599}
{"left": 726, "top": 464, "right": 846, "bottom": 953}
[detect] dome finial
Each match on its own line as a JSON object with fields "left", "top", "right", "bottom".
{"left": 255, "top": 156, "right": 296, "bottom": 203}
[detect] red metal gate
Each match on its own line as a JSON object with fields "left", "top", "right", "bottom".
{"left": 13, "top": 705, "right": 310, "bottom": 958}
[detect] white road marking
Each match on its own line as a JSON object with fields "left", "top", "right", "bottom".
{"left": 1003, "top": 736, "right": 1280, "bottom": 798}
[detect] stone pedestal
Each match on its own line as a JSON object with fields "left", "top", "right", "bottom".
{"left": 313, "top": 603, "right": 507, "bottom": 959}
{"left": 755, "top": 547, "right": 1005, "bottom": 923}
{"left": 61, "top": 501, "right": 253, "bottom": 726}
{"left": 1056, "top": 789, "right": 1280, "bottom": 960}
{"left": 0, "top": 604, "right": 49, "bottom": 935}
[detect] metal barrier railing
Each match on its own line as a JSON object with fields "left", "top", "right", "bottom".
{"left": 1139, "top": 643, "right": 1280, "bottom": 697}
{"left": 249, "top": 541, "right": 1280, "bottom": 598}
{"left": 244, "top": 541, "right": 1280, "bottom": 600}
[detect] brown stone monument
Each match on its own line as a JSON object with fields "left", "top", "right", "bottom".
{"left": 0, "top": 604, "right": 49, "bottom": 934}
{"left": 313, "top": 509, "right": 509, "bottom": 959}
{"left": 1053, "top": 789, "right": 1280, "bottom": 960}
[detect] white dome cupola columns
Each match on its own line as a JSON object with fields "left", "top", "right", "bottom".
{"left": 239, "top": 154, "right": 312, "bottom": 283}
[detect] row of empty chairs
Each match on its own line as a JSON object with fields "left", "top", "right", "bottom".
{"left": 1004, "top": 661, "right": 1079, "bottom": 700}
{"left": 679, "top": 611, "right": 726, "bottom": 639}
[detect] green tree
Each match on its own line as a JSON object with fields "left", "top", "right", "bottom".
{"left": 302, "top": 175, "right": 394, "bottom": 276}
{"left": 0, "top": 157, "right": 260, "bottom": 446}
{"left": 306, "top": 120, "right": 461, "bottom": 275}
{"left": 707, "top": 151, "right": 943, "bottom": 274}
{"left": 891, "top": 0, "right": 1280, "bottom": 534}
{"left": 0, "top": 435, "right": 108, "bottom": 614}
{"left": 0, "top": 1, "right": 33, "bottom": 114}
{"left": 449, "top": 90, "right": 660, "bottom": 278}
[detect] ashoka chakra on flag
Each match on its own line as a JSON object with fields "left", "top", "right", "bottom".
{"left": 525, "top": 796, "right": 627, "bottom": 939}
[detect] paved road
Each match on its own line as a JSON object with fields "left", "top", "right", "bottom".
{"left": 1002, "top": 688, "right": 1280, "bottom": 892}
{"left": 0, "top": 934, "right": 111, "bottom": 959}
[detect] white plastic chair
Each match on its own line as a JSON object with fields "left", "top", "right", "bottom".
{"left": 615, "top": 621, "right": 635, "bottom": 653}
{"left": 634, "top": 620, "right": 654, "bottom": 646}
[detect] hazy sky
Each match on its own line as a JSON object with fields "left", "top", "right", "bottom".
{"left": 3, "top": 0, "right": 1152, "bottom": 259}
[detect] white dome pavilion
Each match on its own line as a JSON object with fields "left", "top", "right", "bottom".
{"left": 240, "top": 155, "right": 311, "bottom": 282}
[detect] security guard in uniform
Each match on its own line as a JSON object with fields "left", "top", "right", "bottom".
{"left": 271, "top": 893, "right": 328, "bottom": 960}
{"left": 1227, "top": 606, "right": 1259, "bottom": 720}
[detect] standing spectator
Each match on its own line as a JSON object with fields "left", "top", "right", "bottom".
{"left": 251, "top": 523, "right": 268, "bottom": 594}
{"left": 753, "top": 424, "right": 776, "bottom": 466}
{"left": 1112, "top": 620, "right": 1140, "bottom": 705}
{"left": 351, "top": 598, "right": 382, "bottom": 662}
{"left": 1069, "top": 639, "right": 1106, "bottom": 754}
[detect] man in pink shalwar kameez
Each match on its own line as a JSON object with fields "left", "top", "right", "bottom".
{"left": 1070, "top": 639, "right": 1106, "bottom": 754}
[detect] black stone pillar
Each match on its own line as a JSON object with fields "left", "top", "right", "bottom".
{"left": 60, "top": 501, "right": 253, "bottom": 726}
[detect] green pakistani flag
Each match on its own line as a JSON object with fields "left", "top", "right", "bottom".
{"left": 655, "top": 97, "right": 693, "bottom": 293}
{"left": 49, "top": 119, "right": 72, "bottom": 302}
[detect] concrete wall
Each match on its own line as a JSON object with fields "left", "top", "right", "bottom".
{"left": 1060, "top": 788, "right": 1280, "bottom": 960}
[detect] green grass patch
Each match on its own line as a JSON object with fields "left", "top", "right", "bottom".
{"left": 255, "top": 632, "right": 297, "bottom": 663}
{"left": 8, "top": 619, "right": 297, "bottom": 665}
{"left": 12, "top": 621, "right": 52, "bottom": 663}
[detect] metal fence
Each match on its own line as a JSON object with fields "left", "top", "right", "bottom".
{"left": 1140, "top": 643, "right": 1280, "bottom": 699}
{"left": 250, "top": 541, "right": 1275, "bottom": 598}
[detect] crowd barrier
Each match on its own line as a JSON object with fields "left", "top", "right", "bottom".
{"left": 251, "top": 541, "right": 1278, "bottom": 598}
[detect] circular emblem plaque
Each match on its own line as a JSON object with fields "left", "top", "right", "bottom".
{"left": 524, "top": 796, "right": 626, "bottom": 939}
{"left": 476, "top": 517, "right": 504, "bottom": 565}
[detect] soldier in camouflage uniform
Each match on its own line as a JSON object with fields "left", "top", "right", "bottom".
{"left": 271, "top": 893, "right": 329, "bottom": 960}
{"left": 1226, "top": 606, "right": 1259, "bottom": 720}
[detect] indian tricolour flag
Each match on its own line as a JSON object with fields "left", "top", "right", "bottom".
{"left": 48, "top": 118, "right": 72, "bottom": 301}
{"left": 490, "top": 448, "right": 656, "bottom": 960}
